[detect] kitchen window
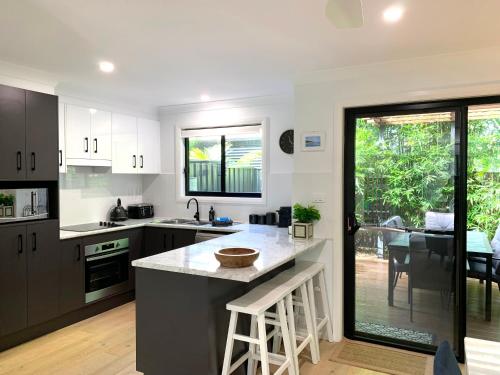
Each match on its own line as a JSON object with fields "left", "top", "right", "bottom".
{"left": 182, "top": 124, "right": 263, "bottom": 198}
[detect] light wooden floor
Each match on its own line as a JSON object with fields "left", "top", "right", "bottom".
{"left": 0, "top": 302, "right": 443, "bottom": 375}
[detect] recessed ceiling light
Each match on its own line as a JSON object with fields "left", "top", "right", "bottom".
{"left": 89, "top": 108, "right": 97, "bottom": 114}
{"left": 383, "top": 5, "right": 404, "bottom": 23}
{"left": 200, "top": 94, "right": 210, "bottom": 102}
{"left": 99, "top": 61, "right": 115, "bottom": 73}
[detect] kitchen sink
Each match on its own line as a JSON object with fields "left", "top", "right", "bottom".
{"left": 160, "top": 218, "right": 193, "bottom": 224}
{"left": 160, "top": 218, "right": 211, "bottom": 226}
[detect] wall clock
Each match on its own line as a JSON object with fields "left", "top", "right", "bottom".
{"left": 279, "top": 129, "right": 294, "bottom": 154}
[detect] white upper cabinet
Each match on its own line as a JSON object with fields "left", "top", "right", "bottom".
{"left": 58, "top": 103, "right": 66, "bottom": 173}
{"left": 112, "top": 115, "right": 161, "bottom": 174}
{"left": 112, "top": 113, "right": 138, "bottom": 174}
{"left": 137, "top": 118, "right": 161, "bottom": 174}
{"left": 65, "top": 104, "right": 112, "bottom": 166}
{"left": 91, "top": 110, "right": 112, "bottom": 161}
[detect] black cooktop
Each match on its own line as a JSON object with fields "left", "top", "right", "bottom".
{"left": 61, "top": 222, "right": 126, "bottom": 232}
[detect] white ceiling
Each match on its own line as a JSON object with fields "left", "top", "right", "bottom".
{"left": 1, "top": 0, "right": 500, "bottom": 109}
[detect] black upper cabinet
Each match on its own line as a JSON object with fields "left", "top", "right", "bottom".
{"left": 0, "top": 224, "right": 28, "bottom": 336}
{"left": 0, "top": 84, "right": 58, "bottom": 181}
{"left": 59, "top": 238, "right": 84, "bottom": 315}
{"left": 0, "top": 85, "right": 26, "bottom": 181}
{"left": 26, "top": 220, "right": 60, "bottom": 326}
{"left": 26, "top": 91, "right": 58, "bottom": 181}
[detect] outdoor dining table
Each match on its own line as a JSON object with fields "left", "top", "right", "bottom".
{"left": 387, "top": 231, "right": 493, "bottom": 321}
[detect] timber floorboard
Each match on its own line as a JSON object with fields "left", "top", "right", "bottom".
{"left": 0, "top": 301, "right": 459, "bottom": 375}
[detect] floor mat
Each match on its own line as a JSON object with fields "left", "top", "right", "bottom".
{"left": 329, "top": 340, "right": 429, "bottom": 375}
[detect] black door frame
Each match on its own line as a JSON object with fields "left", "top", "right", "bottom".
{"left": 343, "top": 95, "right": 500, "bottom": 361}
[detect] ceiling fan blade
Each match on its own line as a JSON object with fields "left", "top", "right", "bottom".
{"left": 325, "top": 0, "right": 364, "bottom": 29}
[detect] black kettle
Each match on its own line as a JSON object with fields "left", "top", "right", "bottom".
{"left": 110, "top": 198, "right": 128, "bottom": 221}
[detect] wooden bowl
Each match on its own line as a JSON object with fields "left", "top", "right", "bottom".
{"left": 214, "top": 247, "right": 260, "bottom": 268}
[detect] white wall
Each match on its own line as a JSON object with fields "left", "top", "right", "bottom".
{"left": 142, "top": 95, "right": 294, "bottom": 222}
{"left": 293, "top": 46, "right": 500, "bottom": 341}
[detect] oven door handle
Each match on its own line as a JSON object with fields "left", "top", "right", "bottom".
{"left": 86, "top": 249, "right": 129, "bottom": 262}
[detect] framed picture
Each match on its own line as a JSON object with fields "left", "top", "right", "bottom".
{"left": 302, "top": 131, "right": 325, "bottom": 151}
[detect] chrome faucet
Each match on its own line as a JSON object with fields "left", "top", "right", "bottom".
{"left": 187, "top": 198, "right": 200, "bottom": 221}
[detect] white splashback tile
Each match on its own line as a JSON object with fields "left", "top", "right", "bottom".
{"left": 59, "top": 166, "right": 143, "bottom": 226}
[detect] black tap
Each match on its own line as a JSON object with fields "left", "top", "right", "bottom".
{"left": 187, "top": 198, "right": 200, "bottom": 221}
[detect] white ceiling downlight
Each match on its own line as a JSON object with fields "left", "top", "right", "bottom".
{"left": 383, "top": 5, "right": 404, "bottom": 23}
{"left": 98, "top": 61, "right": 115, "bottom": 73}
{"left": 200, "top": 94, "right": 211, "bottom": 102}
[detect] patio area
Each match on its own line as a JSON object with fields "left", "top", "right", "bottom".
{"left": 355, "top": 254, "right": 500, "bottom": 344}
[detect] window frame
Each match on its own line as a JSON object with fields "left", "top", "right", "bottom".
{"left": 183, "top": 126, "right": 264, "bottom": 199}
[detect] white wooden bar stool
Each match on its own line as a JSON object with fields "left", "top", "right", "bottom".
{"left": 271, "top": 262, "right": 334, "bottom": 368}
{"left": 267, "top": 270, "right": 321, "bottom": 374}
{"left": 221, "top": 281, "right": 297, "bottom": 375}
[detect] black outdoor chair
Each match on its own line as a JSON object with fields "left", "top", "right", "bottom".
{"left": 381, "top": 216, "right": 409, "bottom": 291}
{"left": 467, "top": 224, "right": 500, "bottom": 291}
{"left": 409, "top": 233, "right": 455, "bottom": 322}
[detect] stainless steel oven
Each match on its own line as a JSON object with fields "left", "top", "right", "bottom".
{"left": 85, "top": 237, "right": 129, "bottom": 304}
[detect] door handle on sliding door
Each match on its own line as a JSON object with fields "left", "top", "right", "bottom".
{"left": 346, "top": 214, "right": 360, "bottom": 235}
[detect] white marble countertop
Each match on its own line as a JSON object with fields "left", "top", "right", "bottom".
{"left": 132, "top": 224, "right": 326, "bottom": 283}
{"left": 465, "top": 337, "right": 500, "bottom": 375}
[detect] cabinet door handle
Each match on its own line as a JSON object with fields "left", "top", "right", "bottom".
{"left": 84, "top": 137, "right": 89, "bottom": 153}
{"left": 31, "top": 152, "right": 36, "bottom": 171}
{"left": 32, "top": 232, "right": 37, "bottom": 252}
{"left": 140, "top": 155, "right": 144, "bottom": 168}
{"left": 133, "top": 155, "right": 136, "bottom": 168}
{"left": 76, "top": 244, "right": 81, "bottom": 261}
{"left": 18, "top": 234, "right": 23, "bottom": 254}
{"left": 94, "top": 138, "right": 98, "bottom": 153}
{"left": 16, "top": 151, "right": 22, "bottom": 171}
{"left": 59, "top": 150, "right": 63, "bottom": 166}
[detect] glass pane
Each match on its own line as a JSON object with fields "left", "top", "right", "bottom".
{"left": 466, "top": 104, "right": 500, "bottom": 341}
{"left": 354, "top": 111, "right": 457, "bottom": 349}
{"left": 187, "top": 136, "right": 222, "bottom": 192}
{"left": 225, "top": 133, "right": 262, "bottom": 193}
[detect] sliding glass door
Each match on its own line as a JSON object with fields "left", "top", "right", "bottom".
{"left": 344, "top": 103, "right": 465, "bottom": 356}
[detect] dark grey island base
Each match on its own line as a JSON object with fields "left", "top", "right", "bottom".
{"left": 135, "top": 261, "right": 295, "bottom": 375}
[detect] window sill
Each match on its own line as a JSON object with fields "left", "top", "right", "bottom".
{"left": 176, "top": 195, "right": 266, "bottom": 206}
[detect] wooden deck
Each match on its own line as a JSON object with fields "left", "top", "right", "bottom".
{"left": 356, "top": 256, "right": 500, "bottom": 343}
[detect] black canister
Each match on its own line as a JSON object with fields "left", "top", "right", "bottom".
{"left": 258, "top": 215, "right": 267, "bottom": 225}
{"left": 249, "top": 214, "right": 259, "bottom": 224}
{"left": 266, "top": 212, "right": 276, "bottom": 225}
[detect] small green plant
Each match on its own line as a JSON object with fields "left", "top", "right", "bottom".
{"left": 4, "top": 194, "right": 14, "bottom": 206}
{"left": 293, "top": 203, "right": 321, "bottom": 223}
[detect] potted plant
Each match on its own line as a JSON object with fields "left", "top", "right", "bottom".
{"left": 292, "top": 203, "right": 321, "bottom": 239}
{"left": 1, "top": 193, "right": 15, "bottom": 217}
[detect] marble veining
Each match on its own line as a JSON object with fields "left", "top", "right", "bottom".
{"left": 132, "top": 224, "right": 326, "bottom": 282}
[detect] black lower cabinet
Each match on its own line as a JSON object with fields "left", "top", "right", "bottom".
{"left": 0, "top": 223, "right": 28, "bottom": 337}
{"left": 128, "top": 229, "right": 144, "bottom": 289}
{"left": 143, "top": 227, "right": 196, "bottom": 257}
{"left": 26, "top": 220, "right": 60, "bottom": 326}
{"left": 59, "top": 238, "right": 84, "bottom": 315}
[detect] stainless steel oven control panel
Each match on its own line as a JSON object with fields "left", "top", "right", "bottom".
{"left": 84, "top": 238, "right": 129, "bottom": 257}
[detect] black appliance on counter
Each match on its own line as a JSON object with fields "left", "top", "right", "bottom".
{"left": 277, "top": 206, "right": 292, "bottom": 228}
{"left": 85, "top": 237, "right": 130, "bottom": 304}
{"left": 110, "top": 198, "right": 128, "bottom": 221}
{"left": 127, "top": 203, "right": 154, "bottom": 219}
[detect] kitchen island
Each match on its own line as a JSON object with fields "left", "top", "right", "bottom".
{"left": 132, "top": 224, "right": 325, "bottom": 375}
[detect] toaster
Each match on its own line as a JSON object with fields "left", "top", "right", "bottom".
{"left": 127, "top": 203, "right": 154, "bottom": 219}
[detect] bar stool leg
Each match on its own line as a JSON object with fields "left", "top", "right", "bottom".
{"left": 247, "top": 315, "right": 258, "bottom": 375}
{"left": 285, "top": 293, "right": 299, "bottom": 374}
{"left": 221, "top": 311, "right": 238, "bottom": 375}
{"left": 257, "top": 313, "right": 270, "bottom": 375}
{"left": 319, "top": 270, "right": 334, "bottom": 342}
{"left": 300, "top": 283, "right": 320, "bottom": 364}
{"left": 277, "top": 299, "right": 297, "bottom": 375}
{"left": 307, "top": 278, "right": 321, "bottom": 360}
